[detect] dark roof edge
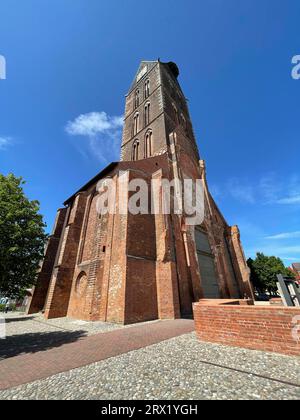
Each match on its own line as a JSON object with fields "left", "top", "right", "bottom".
{"left": 63, "top": 162, "right": 118, "bottom": 206}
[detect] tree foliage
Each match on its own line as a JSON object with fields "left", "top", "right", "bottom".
{"left": 0, "top": 173, "right": 47, "bottom": 298}
{"left": 247, "top": 252, "right": 295, "bottom": 295}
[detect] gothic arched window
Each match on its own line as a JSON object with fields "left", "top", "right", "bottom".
{"left": 145, "top": 130, "right": 153, "bottom": 158}
{"left": 145, "top": 79, "right": 150, "bottom": 99}
{"left": 132, "top": 140, "right": 140, "bottom": 161}
{"left": 133, "top": 112, "right": 139, "bottom": 136}
{"left": 144, "top": 102, "right": 150, "bottom": 126}
{"left": 135, "top": 89, "right": 140, "bottom": 109}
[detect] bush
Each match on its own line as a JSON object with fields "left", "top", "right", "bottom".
{"left": 247, "top": 253, "right": 295, "bottom": 295}
{"left": 0, "top": 303, "right": 16, "bottom": 312}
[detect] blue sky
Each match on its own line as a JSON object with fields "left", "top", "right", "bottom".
{"left": 0, "top": 0, "right": 300, "bottom": 264}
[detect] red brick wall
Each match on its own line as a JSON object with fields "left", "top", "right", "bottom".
{"left": 193, "top": 300, "right": 300, "bottom": 356}
{"left": 27, "top": 207, "right": 67, "bottom": 315}
{"left": 125, "top": 257, "right": 158, "bottom": 324}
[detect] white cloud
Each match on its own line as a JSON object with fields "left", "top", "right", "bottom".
{"left": 212, "top": 173, "right": 300, "bottom": 207}
{"left": 259, "top": 173, "right": 282, "bottom": 204}
{"left": 246, "top": 245, "right": 300, "bottom": 259}
{"left": 226, "top": 178, "right": 255, "bottom": 204}
{"left": 65, "top": 112, "right": 123, "bottom": 163}
{"left": 266, "top": 231, "right": 300, "bottom": 240}
{"left": 209, "top": 184, "right": 223, "bottom": 199}
{"left": 277, "top": 246, "right": 300, "bottom": 254}
{"left": 0, "top": 136, "right": 13, "bottom": 150}
{"left": 275, "top": 174, "right": 300, "bottom": 205}
{"left": 276, "top": 195, "right": 300, "bottom": 205}
{"left": 66, "top": 112, "right": 123, "bottom": 137}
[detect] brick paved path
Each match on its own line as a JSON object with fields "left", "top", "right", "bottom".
{"left": 0, "top": 319, "right": 194, "bottom": 391}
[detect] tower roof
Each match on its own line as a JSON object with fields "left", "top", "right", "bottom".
{"left": 164, "top": 61, "right": 180, "bottom": 78}
{"left": 128, "top": 60, "right": 180, "bottom": 94}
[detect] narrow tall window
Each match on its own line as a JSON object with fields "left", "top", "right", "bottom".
{"left": 145, "top": 79, "right": 150, "bottom": 99}
{"left": 173, "top": 104, "right": 179, "bottom": 125}
{"left": 145, "top": 130, "right": 153, "bottom": 158}
{"left": 135, "top": 89, "right": 140, "bottom": 109}
{"left": 133, "top": 113, "right": 139, "bottom": 136}
{"left": 132, "top": 140, "right": 139, "bottom": 161}
{"left": 144, "top": 102, "right": 150, "bottom": 126}
{"left": 181, "top": 113, "right": 187, "bottom": 131}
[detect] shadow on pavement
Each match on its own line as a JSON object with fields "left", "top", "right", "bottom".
{"left": 0, "top": 330, "right": 87, "bottom": 360}
{"left": 4, "top": 316, "right": 36, "bottom": 323}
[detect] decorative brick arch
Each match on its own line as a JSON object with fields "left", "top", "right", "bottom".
{"left": 75, "top": 271, "right": 87, "bottom": 296}
{"left": 81, "top": 192, "right": 99, "bottom": 262}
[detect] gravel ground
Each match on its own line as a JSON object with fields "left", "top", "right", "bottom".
{"left": 2, "top": 312, "right": 127, "bottom": 337}
{"left": 0, "top": 332, "right": 299, "bottom": 400}
{"left": 2, "top": 312, "right": 162, "bottom": 340}
{"left": 0, "top": 313, "right": 127, "bottom": 360}
{"left": 0, "top": 313, "right": 162, "bottom": 360}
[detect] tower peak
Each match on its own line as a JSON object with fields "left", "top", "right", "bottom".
{"left": 163, "top": 61, "right": 180, "bottom": 79}
{"left": 121, "top": 59, "right": 199, "bottom": 164}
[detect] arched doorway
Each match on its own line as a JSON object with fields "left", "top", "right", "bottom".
{"left": 195, "top": 228, "right": 220, "bottom": 298}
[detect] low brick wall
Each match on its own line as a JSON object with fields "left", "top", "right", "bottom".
{"left": 193, "top": 300, "right": 300, "bottom": 356}
{"left": 269, "top": 298, "right": 284, "bottom": 306}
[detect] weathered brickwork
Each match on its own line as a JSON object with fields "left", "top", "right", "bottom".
{"left": 27, "top": 208, "right": 67, "bottom": 315}
{"left": 28, "top": 60, "right": 253, "bottom": 324}
{"left": 193, "top": 300, "right": 300, "bottom": 356}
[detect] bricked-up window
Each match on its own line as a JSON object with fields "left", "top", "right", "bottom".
{"left": 133, "top": 112, "right": 139, "bottom": 136}
{"left": 144, "top": 102, "right": 150, "bottom": 126}
{"left": 135, "top": 89, "right": 140, "bottom": 109}
{"left": 181, "top": 113, "right": 187, "bottom": 131}
{"left": 195, "top": 228, "right": 220, "bottom": 298}
{"left": 172, "top": 104, "right": 179, "bottom": 125}
{"left": 144, "top": 79, "right": 150, "bottom": 99}
{"left": 145, "top": 130, "right": 153, "bottom": 158}
{"left": 75, "top": 272, "right": 87, "bottom": 296}
{"left": 132, "top": 140, "right": 140, "bottom": 161}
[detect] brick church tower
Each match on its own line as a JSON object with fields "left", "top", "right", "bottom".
{"left": 27, "top": 60, "right": 253, "bottom": 324}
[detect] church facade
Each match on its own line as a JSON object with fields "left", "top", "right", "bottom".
{"left": 27, "top": 60, "right": 253, "bottom": 324}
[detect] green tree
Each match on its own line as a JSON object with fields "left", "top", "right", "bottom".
{"left": 247, "top": 253, "right": 295, "bottom": 295}
{"left": 0, "top": 174, "right": 47, "bottom": 298}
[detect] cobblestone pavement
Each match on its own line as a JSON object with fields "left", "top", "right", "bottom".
{"left": 0, "top": 313, "right": 163, "bottom": 360}
{"left": 0, "top": 315, "right": 194, "bottom": 390}
{"left": 0, "top": 331, "right": 299, "bottom": 400}
{"left": 2, "top": 312, "right": 134, "bottom": 337}
{"left": 0, "top": 313, "right": 125, "bottom": 361}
